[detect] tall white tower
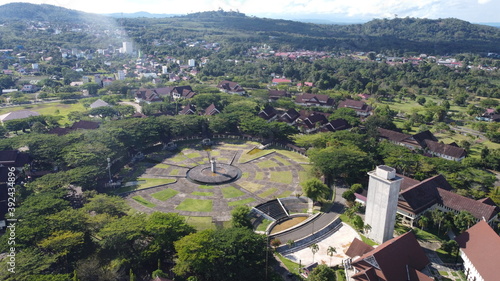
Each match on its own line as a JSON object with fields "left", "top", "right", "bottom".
{"left": 364, "top": 165, "right": 402, "bottom": 244}
{"left": 122, "top": 42, "right": 133, "bottom": 54}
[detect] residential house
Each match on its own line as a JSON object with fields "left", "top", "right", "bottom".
{"left": 179, "top": 104, "right": 196, "bottom": 115}
{"left": 294, "top": 94, "right": 334, "bottom": 107}
{"left": 258, "top": 105, "right": 278, "bottom": 122}
{"left": 271, "top": 77, "right": 292, "bottom": 85}
{"left": 377, "top": 128, "right": 467, "bottom": 161}
{"left": 478, "top": 109, "right": 500, "bottom": 122}
{"left": 21, "top": 84, "right": 39, "bottom": 93}
{"left": 217, "top": 80, "right": 245, "bottom": 95}
{"left": 89, "top": 99, "right": 110, "bottom": 109}
{"left": 455, "top": 220, "right": 500, "bottom": 281}
{"left": 278, "top": 108, "right": 301, "bottom": 125}
{"left": 346, "top": 231, "right": 433, "bottom": 281}
{"left": 204, "top": 103, "right": 220, "bottom": 116}
{"left": 337, "top": 99, "right": 372, "bottom": 117}
{"left": 268, "top": 90, "right": 290, "bottom": 101}
{"left": 297, "top": 111, "right": 329, "bottom": 133}
{"left": 0, "top": 110, "right": 40, "bottom": 125}
{"left": 324, "top": 118, "right": 351, "bottom": 132}
{"left": 169, "top": 86, "right": 197, "bottom": 100}
{"left": 134, "top": 88, "right": 164, "bottom": 103}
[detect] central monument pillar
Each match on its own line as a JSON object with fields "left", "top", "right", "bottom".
{"left": 210, "top": 158, "right": 216, "bottom": 173}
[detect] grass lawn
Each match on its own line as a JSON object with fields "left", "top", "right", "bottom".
{"left": 258, "top": 187, "right": 277, "bottom": 198}
{"left": 209, "top": 150, "right": 220, "bottom": 157}
{"left": 136, "top": 178, "right": 176, "bottom": 188}
{"left": 298, "top": 165, "right": 313, "bottom": 182}
{"left": 255, "top": 219, "right": 273, "bottom": 232}
{"left": 270, "top": 171, "right": 293, "bottom": 184}
{"left": 273, "top": 149, "right": 309, "bottom": 163}
{"left": 238, "top": 181, "right": 264, "bottom": 193}
{"left": 186, "top": 152, "right": 202, "bottom": 159}
{"left": 168, "top": 154, "right": 189, "bottom": 163}
{"left": 278, "top": 190, "right": 293, "bottom": 198}
{"left": 0, "top": 102, "right": 87, "bottom": 125}
{"left": 273, "top": 156, "right": 291, "bottom": 166}
{"left": 184, "top": 216, "right": 215, "bottom": 230}
{"left": 256, "top": 159, "right": 279, "bottom": 169}
{"left": 153, "top": 163, "right": 170, "bottom": 169}
{"left": 151, "top": 188, "right": 179, "bottom": 201}
{"left": 255, "top": 172, "right": 265, "bottom": 180}
{"left": 132, "top": 196, "right": 156, "bottom": 208}
{"left": 275, "top": 254, "right": 301, "bottom": 278}
{"left": 176, "top": 198, "right": 213, "bottom": 212}
{"left": 340, "top": 214, "right": 378, "bottom": 246}
{"left": 221, "top": 186, "right": 245, "bottom": 198}
{"left": 241, "top": 172, "right": 249, "bottom": 178}
{"left": 228, "top": 197, "right": 256, "bottom": 207}
{"left": 238, "top": 149, "right": 274, "bottom": 163}
{"left": 169, "top": 169, "right": 180, "bottom": 176}
{"left": 197, "top": 185, "right": 214, "bottom": 189}
{"left": 192, "top": 191, "right": 213, "bottom": 196}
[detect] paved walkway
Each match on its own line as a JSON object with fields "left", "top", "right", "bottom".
{"left": 124, "top": 141, "right": 307, "bottom": 221}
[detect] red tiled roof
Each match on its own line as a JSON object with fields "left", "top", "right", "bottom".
{"left": 398, "top": 174, "right": 452, "bottom": 215}
{"left": 338, "top": 99, "right": 371, "bottom": 112}
{"left": 351, "top": 232, "right": 431, "bottom": 281}
{"left": 437, "top": 189, "right": 499, "bottom": 221}
{"left": 423, "top": 139, "right": 467, "bottom": 159}
{"left": 345, "top": 238, "right": 374, "bottom": 258}
{"left": 455, "top": 221, "right": 500, "bottom": 281}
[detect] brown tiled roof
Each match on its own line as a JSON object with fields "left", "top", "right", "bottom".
{"left": 295, "top": 94, "right": 334, "bottom": 106}
{"left": 258, "top": 105, "right": 277, "bottom": 120}
{"left": 204, "top": 103, "right": 219, "bottom": 116}
{"left": 217, "top": 80, "right": 244, "bottom": 92}
{"left": 351, "top": 232, "right": 431, "bottom": 281}
{"left": 0, "top": 150, "right": 31, "bottom": 167}
{"left": 337, "top": 99, "right": 371, "bottom": 112}
{"left": 325, "top": 118, "right": 351, "bottom": 131}
{"left": 279, "top": 108, "right": 300, "bottom": 123}
{"left": 423, "top": 139, "right": 467, "bottom": 159}
{"left": 345, "top": 238, "right": 374, "bottom": 258}
{"left": 377, "top": 127, "right": 414, "bottom": 143}
{"left": 398, "top": 175, "right": 452, "bottom": 215}
{"left": 268, "top": 90, "right": 290, "bottom": 99}
{"left": 437, "top": 189, "right": 499, "bottom": 221}
{"left": 302, "top": 113, "right": 328, "bottom": 129}
{"left": 399, "top": 174, "right": 421, "bottom": 191}
{"left": 455, "top": 221, "right": 500, "bottom": 281}
{"left": 48, "top": 127, "right": 72, "bottom": 136}
{"left": 179, "top": 104, "right": 196, "bottom": 115}
{"left": 412, "top": 130, "right": 438, "bottom": 147}
{"left": 71, "top": 120, "right": 100, "bottom": 130}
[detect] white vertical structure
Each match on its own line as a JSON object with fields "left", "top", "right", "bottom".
{"left": 117, "top": 70, "right": 126, "bottom": 80}
{"left": 365, "top": 165, "right": 402, "bottom": 244}
{"left": 188, "top": 59, "right": 196, "bottom": 67}
{"left": 122, "top": 41, "right": 133, "bottom": 54}
{"left": 162, "top": 65, "right": 169, "bottom": 74}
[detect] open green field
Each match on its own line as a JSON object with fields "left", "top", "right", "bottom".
{"left": 221, "top": 186, "right": 245, "bottom": 198}
{"left": 258, "top": 187, "right": 277, "bottom": 198}
{"left": 228, "top": 197, "right": 256, "bottom": 206}
{"left": 114, "top": 178, "right": 176, "bottom": 194}
{"left": 277, "top": 190, "right": 293, "bottom": 198}
{"left": 255, "top": 172, "right": 265, "bottom": 180}
{"left": 298, "top": 165, "right": 313, "bottom": 182}
{"left": 273, "top": 149, "right": 309, "bottom": 163}
{"left": 151, "top": 188, "right": 179, "bottom": 201}
{"left": 184, "top": 216, "right": 216, "bottom": 230}
{"left": 192, "top": 191, "right": 213, "bottom": 196}
{"left": 256, "top": 159, "right": 279, "bottom": 169}
{"left": 273, "top": 156, "right": 291, "bottom": 166}
{"left": 255, "top": 219, "right": 273, "bottom": 232}
{"left": 176, "top": 198, "right": 213, "bottom": 212}
{"left": 238, "top": 148, "right": 274, "bottom": 163}
{"left": 132, "top": 196, "right": 156, "bottom": 208}
{"left": 0, "top": 102, "right": 87, "bottom": 125}
{"left": 153, "top": 163, "right": 170, "bottom": 169}
{"left": 270, "top": 171, "right": 293, "bottom": 184}
{"left": 238, "top": 181, "right": 264, "bottom": 193}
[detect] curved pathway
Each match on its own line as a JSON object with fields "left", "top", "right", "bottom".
{"left": 124, "top": 140, "right": 309, "bottom": 222}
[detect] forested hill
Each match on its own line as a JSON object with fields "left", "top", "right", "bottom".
{"left": 1, "top": 3, "right": 500, "bottom": 54}
{"left": 0, "top": 2, "right": 111, "bottom": 24}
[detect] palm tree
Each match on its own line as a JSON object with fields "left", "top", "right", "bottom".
{"left": 363, "top": 224, "right": 372, "bottom": 234}
{"left": 327, "top": 246, "right": 337, "bottom": 266}
{"left": 417, "top": 216, "right": 429, "bottom": 230}
{"left": 430, "top": 209, "right": 445, "bottom": 234}
{"left": 309, "top": 243, "right": 319, "bottom": 263}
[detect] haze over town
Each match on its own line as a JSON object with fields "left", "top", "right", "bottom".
{"left": 0, "top": 0, "right": 499, "bottom": 23}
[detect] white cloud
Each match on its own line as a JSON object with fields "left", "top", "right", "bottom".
{"left": 1, "top": 0, "right": 499, "bottom": 22}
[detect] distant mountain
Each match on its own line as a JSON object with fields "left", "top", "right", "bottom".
{"left": 105, "top": 11, "right": 178, "bottom": 18}
{"left": 0, "top": 2, "right": 111, "bottom": 23}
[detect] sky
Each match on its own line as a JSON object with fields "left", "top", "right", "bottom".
{"left": 0, "top": 0, "right": 499, "bottom": 23}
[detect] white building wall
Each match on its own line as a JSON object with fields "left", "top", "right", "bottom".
{"left": 461, "top": 250, "right": 484, "bottom": 281}
{"left": 188, "top": 59, "right": 196, "bottom": 67}
{"left": 365, "top": 165, "right": 402, "bottom": 244}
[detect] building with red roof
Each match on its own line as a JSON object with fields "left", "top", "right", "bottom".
{"left": 455, "top": 220, "right": 500, "bottom": 281}
{"left": 346, "top": 231, "right": 433, "bottom": 281}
